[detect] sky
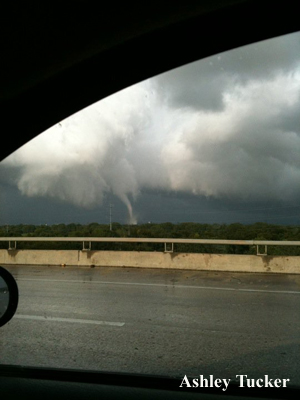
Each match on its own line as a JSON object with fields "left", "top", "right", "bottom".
{"left": 1, "top": 31, "right": 300, "bottom": 226}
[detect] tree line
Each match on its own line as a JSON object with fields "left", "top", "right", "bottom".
{"left": 1, "top": 222, "right": 300, "bottom": 255}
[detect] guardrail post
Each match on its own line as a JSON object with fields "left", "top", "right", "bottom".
{"left": 257, "top": 245, "right": 267, "bottom": 256}
{"left": 164, "top": 242, "right": 174, "bottom": 253}
{"left": 8, "top": 241, "right": 17, "bottom": 251}
{"left": 82, "top": 241, "right": 91, "bottom": 251}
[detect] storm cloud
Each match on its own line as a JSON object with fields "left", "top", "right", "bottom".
{"left": 1, "top": 31, "right": 300, "bottom": 224}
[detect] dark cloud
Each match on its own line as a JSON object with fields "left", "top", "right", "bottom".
{"left": 1, "top": 31, "right": 300, "bottom": 225}
{"left": 154, "top": 31, "right": 300, "bottom": 111}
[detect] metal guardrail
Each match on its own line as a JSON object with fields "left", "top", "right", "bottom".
{"left": 1, "top": 237, "right": 300, "bottom": 255}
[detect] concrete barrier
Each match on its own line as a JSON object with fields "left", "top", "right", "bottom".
{"left": 0, "top": 249, "right": 79, "bottom": 266}
{"left": 0, "top": 249, "right": 300, "bottom": 273}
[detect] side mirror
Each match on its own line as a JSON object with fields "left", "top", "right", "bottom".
{"left": 0, "top": 266, "right": 19, "bottom": 327}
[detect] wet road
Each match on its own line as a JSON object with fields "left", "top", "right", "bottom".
{"left": 1, "top": 265, "right": 300, "bottom": 386}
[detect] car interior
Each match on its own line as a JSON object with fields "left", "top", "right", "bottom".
{"left": 1, "top": 0, "right": 300, "bottom": 399}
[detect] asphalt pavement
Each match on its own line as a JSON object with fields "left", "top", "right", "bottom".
{"left": 0, "top": 265, "right": 300, "bottom": 386}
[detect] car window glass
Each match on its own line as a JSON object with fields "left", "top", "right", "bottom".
{"left": 0, "top": 31, "right": 300, "bottom": 387}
